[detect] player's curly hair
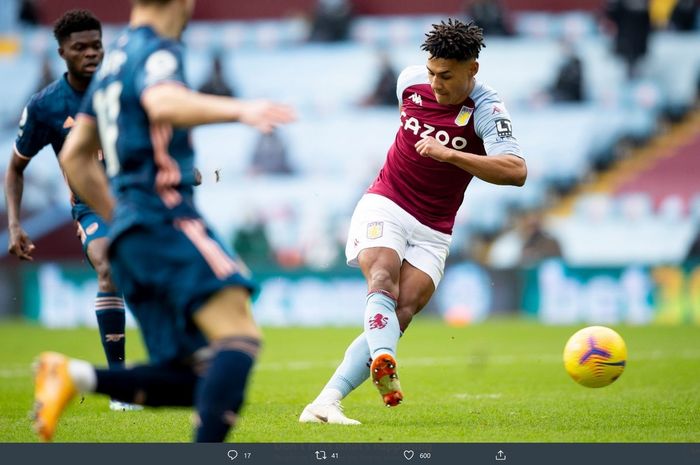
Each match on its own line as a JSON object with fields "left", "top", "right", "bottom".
{"left": 53, "top": 9, "right": 102, "bottom": 44}
{"left": 421, "top": 18, "right": 485, "bottom": 61}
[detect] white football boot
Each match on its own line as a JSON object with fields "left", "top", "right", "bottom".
{"left": 299, "top": 400, "right": 361, "bottom": 425}
{"left": 109, "top": 400, "right": 144, "bottom": 411}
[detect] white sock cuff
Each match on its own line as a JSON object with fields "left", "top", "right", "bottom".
{"left": 68, "top": 359, "right": 97, "bottom": 393}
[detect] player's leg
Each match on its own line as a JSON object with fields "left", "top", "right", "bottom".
{"left": 356, "top": 218, "right": 447, "bottom": 407}
{"left": 32, "top": 284, "right": 196, "bottom": 442}
{"left": 301, "top": 195, "right": 406, "bottom": 415}
{"left": 79, "top": 215, "right": 127, "bottom": 370}
{"left": 164, "top": 217, "right": 262, "bottom": 442}
{"left": 345, "top": 196, "right": 408, "bottom": 406}
{"left": 32, "top": 350, "right": 201, "bottom": 441}
{"left": 299, "top": 331, "right": 368, "bottom": 425}
{"left": 300, "top": 260, "right": 435, "bottom": 423}
{"left": 359, "top": 247, "right": 402, "bottom": 359}
{"left": 80, "top": 214, "right": 143, "bottom": 411}
{"left": 358, "top": 247, "right": 405, "bottom": 406}
{"left": 190, "top": 286, "right": 261, "bottom": 442}
{"left": 88, "top": 237, "right": 127, "bottom": 368}
{"left": 393, "top": 261, "right": 435, "bottom": 330}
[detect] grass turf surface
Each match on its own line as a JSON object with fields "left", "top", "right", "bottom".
{"left": 0, "top": 319, "right": 698, "bottom": 442}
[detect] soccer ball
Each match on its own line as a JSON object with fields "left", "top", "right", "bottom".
{"left": 563, "top": 326, "right": 627, "bottom": 388}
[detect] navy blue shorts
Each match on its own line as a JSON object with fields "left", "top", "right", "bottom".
{"left": 108, "top": 218, "right": 257, "bottom": 364}
{"left": 75, "top": 211, "right": 109, "bottom": 269}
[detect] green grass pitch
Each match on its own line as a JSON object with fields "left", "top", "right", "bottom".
{"left": 0, "top": 319, "right": 698, "bottom": 442}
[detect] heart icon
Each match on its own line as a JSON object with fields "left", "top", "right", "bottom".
{"left": 403, "top": 450, "right": 414, "bottom": 460}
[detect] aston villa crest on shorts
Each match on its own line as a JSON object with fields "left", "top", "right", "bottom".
{"left": 366, "top": 221, "right": 384, "bottom": 239}
{"left": 455, "top": 105, "right": 474, "bottom": 127}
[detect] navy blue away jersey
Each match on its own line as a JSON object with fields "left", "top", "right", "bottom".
{"left": 80, "top": 26, "right": 199, "bottom": 240}
{"left": 14, "top": 73, "right": 94, "bottom": 218}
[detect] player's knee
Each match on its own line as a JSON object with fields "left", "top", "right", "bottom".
{"left": 367, "top": 268, "right": 398, "bottom": 294}
{"left": 94, "top": 262, "right": 116, "bottom": 292}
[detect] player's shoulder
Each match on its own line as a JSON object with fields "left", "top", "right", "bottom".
{"left": 470, "top": 80, "right": 503, "bottom": 108}
{"left": 137, "top": 31, "right": 183, "bottom": 75}
{"left": 119, "top": 26, "right": 182, "bottom": 68}
{"left": 27, "top": 77, "right": 65, "bottom": 111}
{"left": 137, "top": 27, "right": 182, "bottom": 56}
{"left": 397, "top": 65, "right": 428, "bottom": 89}
{"left": 396, "top": 65, "right": 429, "bottom": 101}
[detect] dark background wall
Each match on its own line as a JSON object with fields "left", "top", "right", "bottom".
{"left": 34, "top": 0, "right": 603, "bottom": 24}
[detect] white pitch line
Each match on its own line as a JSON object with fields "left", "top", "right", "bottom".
{"left": 0, "top": 368, "right": 31, "bottom": 379}
{"left": 1, "top": 350, "right": 698, "bottom": 379}
{"left": 453, "top": 393, "right": 503, "bottom": 400}
{"left": 254, "top": 349, "right": 700, "bottom": 372}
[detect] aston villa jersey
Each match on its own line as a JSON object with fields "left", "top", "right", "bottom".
{"left": 367, "top": 65, "right": 523, "bottom": 234}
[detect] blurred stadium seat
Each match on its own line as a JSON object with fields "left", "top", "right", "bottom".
{"left": 1, "top": 10, "right": 698, "bottom": 267}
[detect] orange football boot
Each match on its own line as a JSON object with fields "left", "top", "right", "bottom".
{"left": 370, "top": 354, "right": 403, "bottom": 407}
{"left": 32, "top": 352, "right": 77, "bottom": 441}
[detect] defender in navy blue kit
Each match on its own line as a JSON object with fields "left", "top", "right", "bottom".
{"left": 5, "top": 10, "right": 139, "bottom": 412}
{"left": 32, "top": 0, "right": 295, "bottom": 443}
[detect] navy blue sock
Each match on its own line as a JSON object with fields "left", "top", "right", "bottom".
{"left": 95, "top": 362, "right": 199, "bottom": 406}
{"left": 95, "top": 292, "right": 126, "bottom": 369}
{"left": 195, "top": 337, "right": 260, "bottom": 442}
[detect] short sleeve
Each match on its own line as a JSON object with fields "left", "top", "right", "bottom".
{"left": 134, "top": 42, "right": 186, "bottom": 96}
{"left": 396, "top": 65, "right": 427, "bottom": 103}
{"left": 474, "top": 96, "right": 523, "bottom": 158}
{"left": 14, "top": 97, "right": 51, "bottom": 159}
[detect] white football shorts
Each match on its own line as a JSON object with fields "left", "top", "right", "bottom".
{"left": 345, "top": 193, "right": 452, "bottom": 288}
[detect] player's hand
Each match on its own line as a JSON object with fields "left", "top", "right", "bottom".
{"left": 239, "top": 100, "right": 296, "bottom": 133}
{"left": 415, "top": 136, "right": 449, "bottom": 162}
{"left": 8, "top": 225, "right": 35, "bottom": 261}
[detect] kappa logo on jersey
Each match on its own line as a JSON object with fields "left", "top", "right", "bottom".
{"left": 63, "top": 116, "right": 75, "bottom": 129}
{"left": 367, "top": 221, "right": 384, "bottom": 239}
{"left": 492, "top": 103, "right": 504, "bottom": 114}
{"left": 454, "top": 105, "right": 474, "bottom": 127}
{"left": 408, "top": 93, "right": 422, "bottom": 106}
{"left": 368, "top": 313, "right": 389, "bottom": 330}
{"left": 495, "top": 118, "right": 513, "bottom": 138}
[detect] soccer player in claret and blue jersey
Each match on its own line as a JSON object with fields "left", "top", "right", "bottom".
{"left": 300, "top": 19, "right": 527, "bottom": 425}
{"left": 4, "top": 9, "right": 139, "bottom": 412}
{"left": 31, "top": 0, "right": 295, "bottom": 443}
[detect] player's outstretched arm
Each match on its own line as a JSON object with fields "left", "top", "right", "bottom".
{"left": 5, "top": 152, "right": 35, "bottom": 260}
{"left": 415, "top": 136, "right": 527, "bottom": 186}
{"left": 142, "top": 83, "right": 296, "bottom": 131}
{"left": 59, "top": 116, "right": 115, "bottom": 221}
